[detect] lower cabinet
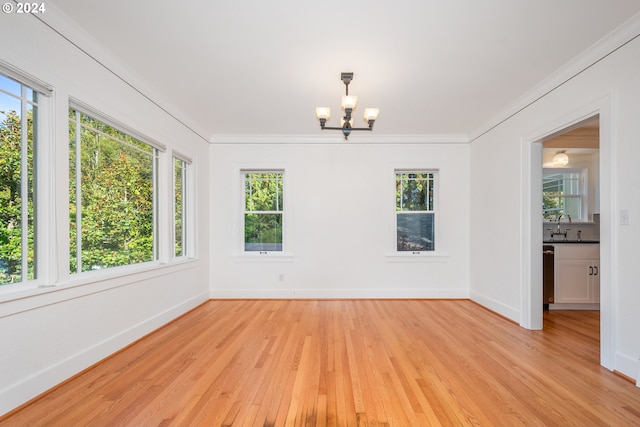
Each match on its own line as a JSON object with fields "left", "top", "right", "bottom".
{"left": 555, "top": 244, "right": 600, "bottom": 304}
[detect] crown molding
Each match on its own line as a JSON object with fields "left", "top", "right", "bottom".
{"left": 469, "top": 11, "right": 640, "bottom": 142}
{"left": 209, "top": 134, "right": 470, "bottom": 145}
{"left": 32, "top": 4, "right": 640, "bottom": 146}
{"left": 34, "top": 4, "right": 211, "bottom": 144}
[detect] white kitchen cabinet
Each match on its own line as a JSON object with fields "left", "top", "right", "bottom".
{"left": 554, "top": 244, "right": 600, "bottom": 304}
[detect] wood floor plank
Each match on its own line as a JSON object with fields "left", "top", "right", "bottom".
{"left": 2, "top": 300, "right": 639, "bottom": 426}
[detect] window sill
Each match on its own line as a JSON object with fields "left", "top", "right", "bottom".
{"left": 63, "top": 258, "right": 197, "bottom": 286}
{"left": 384, "top": 252, "right": 450, "bottom": 263}
{"left": 0, "top": 258, "right": 199, "bottom": 317}
{"left": 231, "top": 253, "right": 295, "bottom": 263}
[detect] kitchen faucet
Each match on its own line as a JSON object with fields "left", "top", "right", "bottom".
{"left": 556, "top": 214, "right": 571, "bottom": 230}
{"left": 548, "top": 214, "right": 571, "bottom": 241}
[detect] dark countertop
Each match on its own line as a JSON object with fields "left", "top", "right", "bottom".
{"left": 543, "top": 240, "right": 600, "bottom": 244}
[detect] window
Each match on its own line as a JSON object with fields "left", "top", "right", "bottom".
{"left": 396, "top": 171, "right": 437, "bottom": 252}
{"left": 543, "top": 169, "right": 585, "bottom": 220}
{"left": 0, "top": 72, "right": 41, "bottom": 285}
{"left": 173, "top": 156, "right": 189, "bottom": 258}
{"left": 69, "top": 106, "right": 160, "bottom": 273}
{"left": 243, "top": 171, "right": 283, "bottom": 252}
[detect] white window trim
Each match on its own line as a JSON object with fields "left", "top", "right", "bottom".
{"left": 232, "top": 165, "right": 293, "bottom": 261}
{"left": 242, "top": 170, "right": 284, "bottom": 254}
{"left": 0, "top": 59, "right": 53, "bottom": 96}
{"left": 542, "top": 167, "right": 589, "bottom": 222}
{"left": 172, "top": 152, "right": 195, "bottom": 260}
{"left": 69, "top": 98, "right": 166, "bottom": 153}
{"left": 385, "top": 165, "right": 449, "bottom": 262}
{"left": 0, "top": 65, "right": 54, "bottom": 295}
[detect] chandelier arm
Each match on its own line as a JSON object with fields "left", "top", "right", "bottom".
{"left": 320, "top": 126, "right": 372, "bottom": 131}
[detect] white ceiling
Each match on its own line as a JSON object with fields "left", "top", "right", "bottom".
{"left": 47, "top": 0, "right": 640, "bottom": 143}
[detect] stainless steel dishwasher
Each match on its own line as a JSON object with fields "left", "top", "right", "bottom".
{"left": 543, "top": 245, "right": 554, "bottom": 309}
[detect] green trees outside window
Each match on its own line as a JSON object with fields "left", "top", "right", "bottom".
{"left": 396, "top": 172, "right": 436, "bottom": 251}
{"left": 0, "top": 74, "right": 37, "bottom": 284}
{"left": 174, "top": 157, "right": 187, "bottom": 257}
{"left": 243, "top": 172, "right": 283, "bottom": 252}
{"left": 69, "top": 108, "right": 156, "bottom": 272}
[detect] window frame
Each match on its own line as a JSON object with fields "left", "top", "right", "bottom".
{"left": 172, "top": 153, "right": 192, "bottom": 259}
{"left": 542, "top": 168, "right": 587, "bottom": 222}
{"left": 395, "top": 170, "right": 438, "bottom": 253}
{"left": 386, "top": 166, "right": 447, "bottom": 262}
{"left": 68, "top": 100, "right": 166, "bottom": 275}
{"left": 0, "top": 65, "right": 52, "bottom": 291}
{"left": 241, "top": 170, "right": 285, "bottom": 255}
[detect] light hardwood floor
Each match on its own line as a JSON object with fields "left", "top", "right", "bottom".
{"left": 2, "top": 300, "right": 639, "bottom": 426}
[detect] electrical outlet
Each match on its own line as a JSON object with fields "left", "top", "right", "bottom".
{"left": 279, "top": 273, "right": 285, "bottom": 282}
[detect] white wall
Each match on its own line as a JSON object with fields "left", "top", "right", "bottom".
{"left": 210, "top": 142, "right": 470, "bottom": 299}
{"left": 470, "top": 28, "right": 640, "bottom": 380}
{"left": 0, "top": 12, "right": 210, "bottom": 415}
{"left": 2, "top": 6, "right": 637, "bottom": 419}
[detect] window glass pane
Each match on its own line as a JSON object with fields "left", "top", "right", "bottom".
{"left": 245, "top": 173, "right": 283, "bottom": 212}
{"left": 26, "top": 102, "right": 35, "bottom": 280}
{"left": 0, "top": 74, "right": 37, "bottom": 285}
{"left": 0, "top": 91, "right": 21, "bottom": 117}
{"left": 78, "top": 111, "right": 153, "bottom": 155}
{"left": 27, "top": 87, "right": 36, "bottom": 104}
{"left": 395, "top": 170, "right": 436, "bottom": 252}
{"left": 174, "top": 158, "right": 184, "bottom": 257}
{"left": 244, "top": 213, "right": 282, "bottom": 251}
{"left": 542, "top": 196, "right": 560, "bottom": 219}
{"left": 396, "top": 172, "right": 434, "bottom": 211}
{"left": 69, "top": 116, "right": 78, "bottom": 271}
{"left": 69, "top": 108, "right": 155, "bottom": 272}
{"left": 543, "top": 170, "right": 583, "bottom": 220}
{"left": 560, "top": 196, "right": 581, "bottom": 219}
{"left": 243, "top": 171, "right": 283, "bottom": 252}
{"left": 397, "top": 213, "right": 434, "bottom": 251}
{"left": 0, "top": 74, "right": 21, "bottom": 98}
{"left": 543, "top": 172, "right": 580, "bottom": 195}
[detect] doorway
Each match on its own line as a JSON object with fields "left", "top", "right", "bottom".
{"left": 541, "top": 118, "right": 600, "bottom": 347}
{"left": 523, "top": 102, "right": 614, "bottom": 370}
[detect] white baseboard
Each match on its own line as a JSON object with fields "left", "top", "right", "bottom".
{"left": 549, "top": 303, "right": 600, "bottom": 310}
{"left": 209, "top": 288, "right": 469, "bottom": 299}
{"left": 469, "top": 290, "right": 520, "bottom": 323}
{"left": 614, "top": 351, "right": 640, "bottom": 385}
{"left": 0, "top": 291, "right": 209, "bottom": 417}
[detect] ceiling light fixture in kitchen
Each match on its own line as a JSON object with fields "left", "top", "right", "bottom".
{"left": 552, "top": 151, "right": 569, "bottom": 166}
{"left": 315, "top": 72, "right": 379, "bottom": 140}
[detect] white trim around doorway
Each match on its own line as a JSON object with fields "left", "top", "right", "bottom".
{"left": 520, "top": 95, "right": 615, "bottom": 371}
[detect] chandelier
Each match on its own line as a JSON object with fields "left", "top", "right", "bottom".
{"left": 315, "top": 72, "right": 380, "bottom": 140}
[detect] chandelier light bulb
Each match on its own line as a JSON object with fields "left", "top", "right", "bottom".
{"left": 341, "top": 95, "right": 358, "bottom": 110}
{"left": 315, "top": 107, "right": 330, "bottom": 120}
{"left": 363, "top": 108, "right": 380, "bottom": 122}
